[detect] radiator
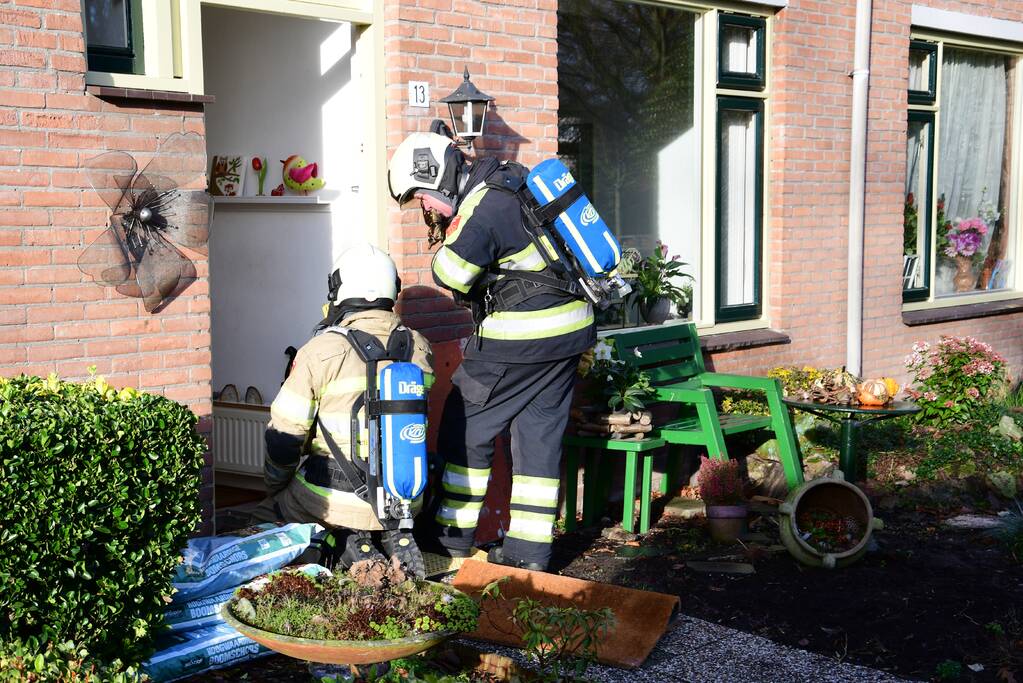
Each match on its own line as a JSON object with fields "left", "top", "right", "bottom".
{"left": 212, "top": 401, "right": 270, "bottom": 485}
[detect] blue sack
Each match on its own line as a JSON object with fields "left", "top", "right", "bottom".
{"left": 525, "top": 158, "right": 622, "bottom": 277}
{"left": 378, "top": 361, "right": 427, "bottom": 502}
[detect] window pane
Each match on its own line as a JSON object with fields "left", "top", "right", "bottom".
{"left": 84, "top": 0, "right": 129, "bottom": 49}
{"left": 723, "top": 25, "right": 758, "bottom": 75}
{"left": 719, "top": 108, "right": 759, "bottom": 307}
{"left": 904, "top": 117, "right": 931, "bottom": 293}
{"left": 935, "top": 48, "right": 1016, "bottom": 295}
{"left": 909, "top": 47, "right": 932, "bottom": 92}
{"left": 558, "top": 0, "right": 701, "bottom": 321}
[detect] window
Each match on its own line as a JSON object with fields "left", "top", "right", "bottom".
{"left": 904, "top": 38, "right": 1019, "bottom": 302}
{"left": 557, "top": 1, "right": 768, "bottom": 328}
{"left": 83, "top": 0, "right": 143, "bottom": 74}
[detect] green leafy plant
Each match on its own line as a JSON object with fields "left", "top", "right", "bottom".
{"left": 582, "top": 338, "right": 656, "bottom": 413}
{"left": 0, "top": 637, "right": 145, "bottom": 683}
{"left": 0, "top": 374, "right": 206, "bottom": 668}
{"left": 916, "top": 405, "right": 1022, "bottom": 479}
{"left": 630, "top": 242, "right": 692, "bottom": 310}
{"left": 721, "top": 366, "right": 829, "bottom": 415}
{"left": 987, "top": 501, "right": 1023, "bottom": 563}
{"left": 481, "top": 578, "right": 614, "bottom": 682}
{"left": 934, "top": 659, "right": 963, "bottom": 680}
{"left": 904, "top": 336, "right": 1009, "bottom": 427}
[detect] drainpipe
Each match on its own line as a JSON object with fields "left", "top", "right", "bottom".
{"left": 846, "top": 0, "right": 874, "bottom": 377}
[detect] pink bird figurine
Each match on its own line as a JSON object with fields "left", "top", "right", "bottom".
{"left": 281, "top": 155, "right": 326, "bottom": 194}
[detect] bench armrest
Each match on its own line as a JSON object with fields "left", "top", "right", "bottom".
{"left": 699, "top": 372, "right": 780, "bottom": 392}
{"left": 654, "top": 381, "right": 710, "bottom": 402}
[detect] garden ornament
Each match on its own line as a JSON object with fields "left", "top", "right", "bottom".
{"left": 79, "top": 132, "right": 213, "bottom": 313}
{"left": 282, "top": 154, "right": 326, "bottom": 194}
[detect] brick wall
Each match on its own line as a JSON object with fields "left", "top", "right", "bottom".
{"left": 0, "top": 3, "right": 214, "bottom": 531}
{"left": 707, "top": 0, "right": 1023, "bottom": 386}
{"left": 383, "top": 0, "right": 557, "bottom": 345}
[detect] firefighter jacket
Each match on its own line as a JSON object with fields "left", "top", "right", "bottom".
{"left": 263, "top": 309, "right": 434, "bottom": 530}
{"left": 430, "top": 159, "right": 597, "bottom": 362}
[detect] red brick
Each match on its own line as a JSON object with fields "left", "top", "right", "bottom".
{"left": 23, "top": 191, "right": 80, "bottom": 208}
{"left": 86, "top": 339, "right": 138, "bottom": 356}
{"left": 0, "top": 323, "right": 52, "bottom": 343}
{"left": 54, "top": 321, "right": 111, "bottom": 340}
{"left": 27, "top": 343, "right": 84, "bottom": 363}
{"left": 0, "top": 249, "right": 49, "bottom": 266}
{"left": 0, "top": 49, "right": 46, "bottom": 68}
{"left": 0, "top": 9, "right": 42, "bottom": 28}
{"left": 140, "top": 369, "right": 191, "bottom": 388}
{"left": 85, "top": 301, "right": 141, "bottom": 319}
{"left": 0, "top": 89, "right": 46, "bottom": 108}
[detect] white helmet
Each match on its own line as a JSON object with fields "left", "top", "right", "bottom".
{"left": 328, "top": 243, "right": 399, "bottom": 306}
{"left": 387, "top": 132, "right": 464, "bottom": 209}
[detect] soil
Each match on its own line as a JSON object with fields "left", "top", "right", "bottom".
{"left": 194, "top": 484, "right": 1023, "bottom": 683}
{"left": 549, "top": 487, "right": 1023, "bottom": 683}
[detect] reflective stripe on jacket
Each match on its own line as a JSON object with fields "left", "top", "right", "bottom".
{"left": 431, "top": 171, "right": 596, "bottom": 362}
{"left": 263, "top": 309, "right": 433, "bottom": 530}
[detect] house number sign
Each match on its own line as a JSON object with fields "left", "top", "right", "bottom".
{"left": 408, "top": 81, "right": 430, "bottom": 108}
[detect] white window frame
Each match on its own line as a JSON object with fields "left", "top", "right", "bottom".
{"left": 903, "top": 29, "right": 1023, "bottom": 312}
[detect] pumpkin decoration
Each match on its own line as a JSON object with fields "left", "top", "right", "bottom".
{"left": 856, "top": 379, "right": 890, "bottom": 406}
{"left": 881, "top": 377, "right": 899, "bottom": 398}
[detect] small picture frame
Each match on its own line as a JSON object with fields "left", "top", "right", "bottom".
{"left": 209, "top": 155, "right": 247, "bottom": 197}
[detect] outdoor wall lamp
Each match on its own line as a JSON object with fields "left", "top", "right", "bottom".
{"left": 439, "top": 67, "right": 494, "bottom": 146}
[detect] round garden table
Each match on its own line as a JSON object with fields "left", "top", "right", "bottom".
{"left": 780, "top": 398, "right": 920, "bottom": 483}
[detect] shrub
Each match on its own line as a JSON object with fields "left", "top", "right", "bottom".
{"left": 696, "top": 456, "right": 745, "bottom": 505}
{"left": 916, "top": 406, "right": 1023, "bottom": 479}
{"left": 0, "top": 374, "right": 207, "bottom": 667}
{"left": 720, "top": 366, "right": 828, "bottom": 415}
{"left": 0, "top": 637, "right": 143, "bottom": 683}
{"left": 904, "top": 336, "right": 1008, "bottom": 427}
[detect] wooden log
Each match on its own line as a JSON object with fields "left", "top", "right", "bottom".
{"left": 579, "top": 422, "right": 652, "bottom": 435}
{"left": 594, "top": 412, "right": 632, "bottom": 426}
{"left": 633, "top": 411, "right": 652, "bottom": 426}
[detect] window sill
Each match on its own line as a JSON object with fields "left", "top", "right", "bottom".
{"left": 699, "top": 327, "right": 790, "bottom": 353}
{"left": 902, "top": 297, "right": 1023, "bottom": 325}
{"left": 86, "top": 84, "right": 214, "bottom": 105}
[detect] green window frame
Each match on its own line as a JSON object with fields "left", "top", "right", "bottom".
{"left": 903, "top": 110, "right": 935, "bottom": 302}
{"left": 715, "top": 96, "right": 764, "bottom": 322}
{"left": 718, "top": 13, "right": 766, "bottom": 91}
{"left": 908, "top": 40, "right": 938, "bottom": 105}
{"left": 84, "top": 0, "right": 145, "bottom": 75}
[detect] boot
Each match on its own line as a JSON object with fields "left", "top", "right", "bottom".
{"left": 486, "top": 545, "right": 547, "bottom": 573}
{"left": 380, "top": 528, "right": 426, "bottom": 579}
{"left": 338, "top": 530, "right": 386, "bottom": 569}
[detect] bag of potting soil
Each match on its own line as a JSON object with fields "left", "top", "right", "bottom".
{"left": 164, "top": 563, "right": 332, "bottom": 632}
{"left": 171, "top": 522, "right": 320, "bottom": 603}
{"left": 143, "top": 623, "right": 272, "bottom": 682}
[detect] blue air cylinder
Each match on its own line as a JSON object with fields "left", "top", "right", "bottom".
{"left": 378, "top": 362, "right": 427, "bottom": 503}
{"left": 524, "top": 159, "right": 622, "bottom": 277}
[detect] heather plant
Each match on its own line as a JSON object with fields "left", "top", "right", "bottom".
{"left": 904, "top": 336, "right": 1008, "bottom": 426}
{"left": 696, "top": 456, "right": 745, "bottom": 505}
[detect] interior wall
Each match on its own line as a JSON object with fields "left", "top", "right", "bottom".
{"left": 203, "top": 6, "right": 365, "bottom": 404}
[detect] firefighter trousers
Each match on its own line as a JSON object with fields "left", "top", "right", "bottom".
{"left": 434, "top": 354, "right": 580, "bottom": 568}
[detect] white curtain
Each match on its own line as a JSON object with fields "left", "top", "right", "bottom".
{"left": 720, "top": 109, "right": 757, "bottom": 306}
{"left": 723, "top": 26, "right": 757, "bottom": 75}
{"left": 938, "top": 48, "right": 1007, "bottom": 223}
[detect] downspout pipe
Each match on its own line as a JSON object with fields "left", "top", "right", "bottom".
{"left": 846, "top": 0, "right": 874, "bottom": 377}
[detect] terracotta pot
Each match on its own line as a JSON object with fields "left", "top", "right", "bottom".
{"left": 705, "top": 504, "right": 747, "bottom": 543}
{"left": 220, "top": 583, "right": 465, "bottom": 665}
{"left": 639, "top": 297, "right": 672, "bottom": 324}
{"left": 953, "top": 255, "right": 976, "bottom": 292}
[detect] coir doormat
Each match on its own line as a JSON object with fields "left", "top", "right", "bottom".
{"left": 452, "top": 560, "right": 680, "bottom": 669}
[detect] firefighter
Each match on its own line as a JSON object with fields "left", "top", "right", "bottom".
{"left": 388, "top": 132, "right": 596, "bottom": 571}
{"left": 252, "top": 243, "right": 434, "bottom": 576}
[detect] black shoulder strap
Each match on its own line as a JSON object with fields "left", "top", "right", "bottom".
{"left": 343, "top": 328, "right": 387, "bottom": 363}
{"left": 384, "top": 326, "right": 415, "bottom": 362}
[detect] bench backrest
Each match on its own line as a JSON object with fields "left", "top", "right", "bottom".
{"left": 608, "top": 323, "right": 706, "bottom": 385}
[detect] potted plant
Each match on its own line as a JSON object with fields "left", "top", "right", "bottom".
{"left": 221, "top": 557, "right": 479, "bottom": 666}
{"left": 631, "top": 242, "right": 692, "bottom": 324}
{"left": 696, "top": 456, "right": 747, "bottom": 543}
{"left": 573, "top": 338, "right": 657, "bottom": 438}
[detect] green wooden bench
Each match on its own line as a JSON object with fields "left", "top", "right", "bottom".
{"left": 562, "top": 323, "right": 804, "bottom": 534}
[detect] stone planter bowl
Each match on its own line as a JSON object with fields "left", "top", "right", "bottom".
{"left": 220, "top": 582, "right": 466, "bottom": 665}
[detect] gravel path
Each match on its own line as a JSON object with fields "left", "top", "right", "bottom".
{"left": 463, "top": 614, "right": 917, "bottom": 683}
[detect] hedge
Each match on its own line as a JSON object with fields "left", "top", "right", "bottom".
{"left": 0, "top": 374, "right": 207, "bottom": 667}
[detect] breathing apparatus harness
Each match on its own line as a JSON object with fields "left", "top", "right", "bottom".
{"left": 461, "top": 161, "right": 626, "bottom": 348}
{"left": 312, "top": 325, "right": 427, "bottom": 530}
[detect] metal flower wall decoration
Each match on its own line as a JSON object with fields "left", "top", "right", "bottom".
{"left": 79, "top": 132, "right": 213, "bottom": 313}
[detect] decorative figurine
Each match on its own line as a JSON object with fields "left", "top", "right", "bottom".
{"left": 252, "top": 157, "right": 268, "bottom": 196}
{"left": 281, "top": 155, "right": 326, "bottom": 195}
{"left": 270, "top": 183, "right": 285, "bottom": 197}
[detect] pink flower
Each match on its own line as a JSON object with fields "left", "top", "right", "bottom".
{"left": 944, "top": 400, "right": 955, "bottom": 408}
{"left": 966, "top": 387, "right": 980, "bottom": 399}
{"left": 924, "top": 391, "right": 938, "bottom": 401}
{"left": 917, "top": 367, "right": 933, "bottom": 380}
